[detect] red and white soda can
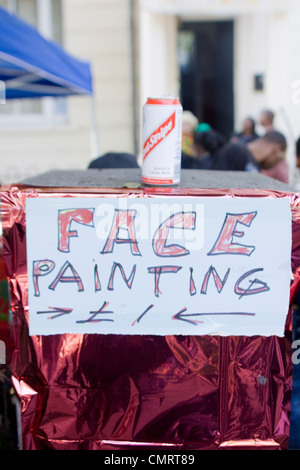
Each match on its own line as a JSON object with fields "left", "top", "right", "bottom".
{"left": 142, "top": 97, "right": 183, "bottom": 186}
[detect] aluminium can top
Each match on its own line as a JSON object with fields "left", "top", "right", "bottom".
{"left": 145, "top": 97, "right": 181, "bottom": 106}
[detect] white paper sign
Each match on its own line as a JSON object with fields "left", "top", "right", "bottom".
{"left": 26, "top": 196, "right": 292, "bottom": 337}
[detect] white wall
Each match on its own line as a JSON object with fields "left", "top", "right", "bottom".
{"left": 138, "top": 7, "right": 179, "bottom": 162}
{"left": 234, "top": 7, "right": 300, "bottom": 182}
{"left": 234, "top": 13, "right": 268, "bottom": 128}
{"left": 0, "top": 0, "right": 137, "bottom": 185}
{"left": 64, "top": 0, "right": 136, "bottom": 160}
{"left": 139, "top": 10, "right": 178, "bottom": 102}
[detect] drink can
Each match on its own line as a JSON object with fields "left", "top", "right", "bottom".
{"left": 142, "top": 97, "right": 183, "bottom": 186}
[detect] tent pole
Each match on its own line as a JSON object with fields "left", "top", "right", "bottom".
{"left": 130, "top": 0, "right": 138, "bottom": 156}
{"left": 90, "top": 95, "right": 99, "bottom": 158}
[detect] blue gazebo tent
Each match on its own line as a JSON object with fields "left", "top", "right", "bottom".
{"left": 0, "top": 6, "right": 98, "bottom": 155}
{"left": 0, "top": 6, "right": 93, "bottom": 98}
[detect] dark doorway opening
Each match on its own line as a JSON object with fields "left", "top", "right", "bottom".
{"left": 178, "top": 20, "right": 234, "bottom": 140}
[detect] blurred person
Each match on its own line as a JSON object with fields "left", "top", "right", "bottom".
{"left": 193, "top": 126, "right": 225, "bottom": 169}
{"left": 181, "top": 124, "right": 225, "bottom": 169}
{"left": 88, "top": 152, "right": 139, "bottom": 169}
{"left": 212, "top": 141, "right": 260, "bottom": 172}
{"left": 247, "top": 130, "right": 289, "bottom": 183}
{"left": 189, "top": 125, "right": 259, "bottom": 172}
{"left": 230, "top": 117, "right": 259, "bottom": 144}
{"left": 181, "top": 110, "right": 199, "bottom": 156}
{"left": 182, "top": 123, "right": 259, "bottom": 173}
{"left": 259, "top": 109, "right": 276, "bottom": 133}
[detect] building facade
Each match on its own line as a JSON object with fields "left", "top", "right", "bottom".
{"left": 0, "top": 0, "right": 299, "bottom": 184}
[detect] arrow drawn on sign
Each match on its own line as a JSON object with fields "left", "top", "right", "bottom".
{"left": 37, "top": 307, "right": 73, "bottom": 320}
{"left": 172, "top": 308, "right": 256, "bottom": 325}
{"left": 172, "top": 308, "right": 204, "bottom": 325}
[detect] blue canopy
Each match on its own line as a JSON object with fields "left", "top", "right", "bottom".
{"left": 0, "top": 6, "right": 93, "bottom": 99}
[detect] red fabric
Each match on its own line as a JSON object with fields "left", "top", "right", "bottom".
{"left": 0, "top": 184, "right": 298, "bottom": 450}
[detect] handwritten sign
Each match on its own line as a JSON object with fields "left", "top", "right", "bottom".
{"left": 26, "top": 196, "right": 292, "bottom": 337}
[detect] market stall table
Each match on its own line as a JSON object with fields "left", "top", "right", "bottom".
{"left": 1, "top": 168, "right": 299, "bottom": 450}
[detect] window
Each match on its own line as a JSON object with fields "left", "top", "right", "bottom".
{"left": 0, "top": 0, "right": 66, "bottom": 126}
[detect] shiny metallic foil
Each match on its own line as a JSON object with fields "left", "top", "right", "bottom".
{"left": 0, "top": 185, "right": 298, "bottom": 450}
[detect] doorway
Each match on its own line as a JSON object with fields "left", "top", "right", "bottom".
{"left": 178, "top": 20, "right": 234, "bottom": 140}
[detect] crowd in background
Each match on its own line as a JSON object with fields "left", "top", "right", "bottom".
{"left": 181, "top": 109, "right": 290, "bottom": 184}
{"left": 88, "top": 108, "right": 295, "bottom": 186}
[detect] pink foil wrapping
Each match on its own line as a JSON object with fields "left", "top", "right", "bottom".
{"left": 0, "top": 184, "right": 298, "bottom": 450}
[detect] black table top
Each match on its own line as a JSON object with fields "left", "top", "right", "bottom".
{"left": 19, "top": 169, "right": 297, "bottom": 192}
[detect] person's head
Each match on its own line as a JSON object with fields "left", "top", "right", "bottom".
{"left": 264, "top": 130, "right": 287, "bottom": 151}
{"left": 181, "top": 111, "right": 199, "bottom": 155}
{"left": 88, "top": 152, "right": 139, "bottom": 169}
{"left": 182, "top": 111, "right": 199, "bottom": 135}
{"left": 242, "top": 117, "right": 256, "bottom": 135}
{"left": 194, "top": 128, "right": 226, "bottom": 157}
{"left": 247, "top": 130, "right": 287, "bottom": 169}
{"left": 260, "top": 109, "right": 275, "bottom": 129}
